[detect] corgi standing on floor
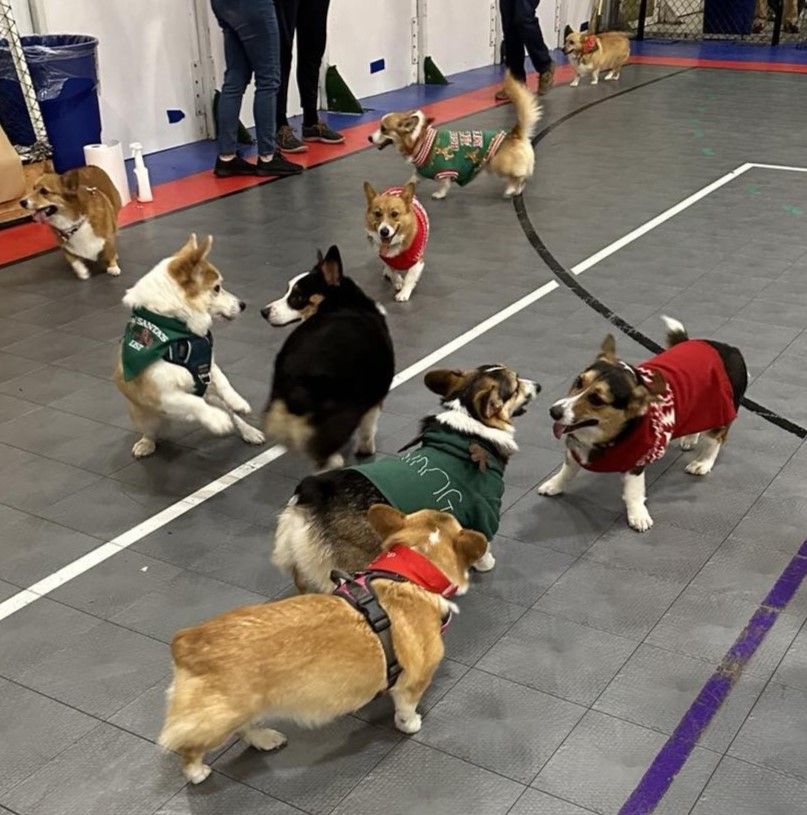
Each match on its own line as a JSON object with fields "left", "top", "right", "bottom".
{"left": 364, "top": 181, "right": 430, "bottom": 302}
{"left": 114, "top": 234, "right": 265, "bottom": 458}
{"left": 368, "top": 71, "right": 540, "bottom": 200}
{"left": 158, "top": 506, "right": 487, "bottom": 784}
{"left": 19, "top": 165, "right": 122, "bottom": 280}
{"left": 538, "top": 317, "right": 748, "bottom": 532}
{"left": 562, "top": 26, "right": 630, "bottom": 87}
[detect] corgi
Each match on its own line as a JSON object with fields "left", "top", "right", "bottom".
{"left": 158, "top": 505, "right": 487, "bottom": 784}
{"left": 272, "top": 364, "right": 539, "bottom": 593}
{"left": 261, "top": 245, "right": 394, "bottom": 471}
{"left": 114, "top": 233, "right": 265, "bottom": 458}
{"left": 364, "top": 181, "right": 429, "bottom": 303}
{"left": 562, "top": 26, "right": 630, "bottom": 87}
{"left": 19, "top": 165, "right": 122, "bottom": 280}
{"left": 538, "top": 317, "right": 748, "bottom": 532}
{"left": 368, "top": 71, "right": 540, "bottom": 200}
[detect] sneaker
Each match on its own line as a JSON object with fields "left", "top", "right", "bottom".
{"left": 214, "top": 155, "right": 258, "bottom": 177}
{"left": 494, "top": 86, "right": 510, "bottom": 103}
{"left": 302, "top": 121, "right": 345, "bottom": 144}
{"left": 538, "top": 61, "right": 556, "bottom": 96}
{"left": 276, "top": 125, "right": 308, "bottom": 153}
{"left": 256, "top": 154, "right": 304, "bottom": 177}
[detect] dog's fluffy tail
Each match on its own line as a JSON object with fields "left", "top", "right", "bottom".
{"left": 505, "top": 71, "right": 541, "bottom": 142}
{"left": 661, "top": 315, "right": 689, "bottom": 347}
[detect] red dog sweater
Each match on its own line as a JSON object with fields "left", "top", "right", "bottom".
{"left": 378, "top": 187, "right": 429, "bottom": 272}
{"left": 577, "top": 340, "right": 738, "bottom": 473}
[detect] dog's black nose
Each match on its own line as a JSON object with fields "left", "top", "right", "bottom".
{"left": 367, "top": 135, "right": 373, "bottom": 144}
{"left": 239, "top": 301, "right": 246, "bottom": 312}
{"left": 19, "top": 199, "right": 28, "bottom": 209}
{"left": 379, "top": 226, "right": 390, "bottom": 238}
{"left": 260, "top": 306, "right": 270, "bottom": 320}
{"left": 549, "top": 404, "right": 564, "bottom": 421}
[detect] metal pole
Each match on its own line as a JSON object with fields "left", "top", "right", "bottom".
{"left": 637, "top": 0, "right": 648, "bottom": 40}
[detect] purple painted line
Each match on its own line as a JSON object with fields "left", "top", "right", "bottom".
{"left": 619, "top": 539, "right": 807, "bottom": 815}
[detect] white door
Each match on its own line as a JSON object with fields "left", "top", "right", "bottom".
{"left": 425, "top": 0, "right": 497, "bottom": 76}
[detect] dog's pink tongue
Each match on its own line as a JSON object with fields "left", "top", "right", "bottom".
{"left": 31, "top": 210, "right": 48, "bottom": 224}
{"left": 552, "top": 422, "right": 566, "bottom": 439}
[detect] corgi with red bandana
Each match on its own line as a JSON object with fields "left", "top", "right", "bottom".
{"left": 364, "top": 181, "right": 429, "bottom": 302}
{"left": 538, "top": 317, "right": 747, "bottom": 532}
{"left": 563, "top": 27, "right": 630, "bottom": 87}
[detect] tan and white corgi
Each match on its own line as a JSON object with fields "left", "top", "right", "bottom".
{"left": 562, "top": 27, "right": 630, "bottom": 87}
{"left": 364, "top": 181, "right": 429, "bottom": 302}
{"left": 20, "top": 165, "right": 122, "bottom": 280}
{"left": 114, "top": 234, "right": 265, "bottom": 458}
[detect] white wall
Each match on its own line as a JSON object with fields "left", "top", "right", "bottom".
{"left": 427, "top": 0, "right": 495, "bottom": 76}
{"left": 9, "top": 0, "right": 34, "bottom": 34}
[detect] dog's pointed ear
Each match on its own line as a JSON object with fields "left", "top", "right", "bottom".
{"left": 321, "top": 245, "right": 343, "bottom": 286}
{"left": 169, "top": 233, "right": 209, "bottom": 285}
{"left": 564, "top": 24, "right": 574, "bottom": 38}
{"left": 599, "top": 333, "right": 617, "bottom": 360}
{"left": 367, "top": 504, "right": 407, "bottom": 542}
{"left": 425, "top": 369, "right": 465, "bottom": 398}
{"left": 402, "top": 112, "right": 421, "bottom": 133}
{"left": 363, "top": 181, "right": 377, "bottom": 205}
{"left": 478, "top": 384, "right": 504, "bottom": 420}
{"left": 401, "top": 181, "right": 416, "bottom": 205}
{"left": 628, "top": 371, "right": 667, "bottom": 416}
{"left": 199, "top": 234, "right": 213, "bottom": 260}
{"left": 455, "top": 529, "right": 488, "bottom": 568}
{"left": 425, "top": 116, "right": 435, "bottom": 126}
{"left": 61, "top": 170, "right": 81, "bottom": 197}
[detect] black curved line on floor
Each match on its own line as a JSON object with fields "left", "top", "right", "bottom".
{"left": 514, "top": 68, "right": 807, "bottom": 440}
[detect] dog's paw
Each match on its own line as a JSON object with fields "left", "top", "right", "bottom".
{"left": 591, "top": 78, "right": 599, "bottom": 85}
{"left": 229, "top": 395, "right": 252, "bottom": 415}
{"left": 206, "top": 409, "right": 235, "bottom": 436}
{"left": 355, "top": 441, "right": 376, "bottom": 458}
{"left": 316, "top": 453, "right": 344, "bottom": 473}
{"left": 184, "top": 763, "right": 212, "bottom": 784}
{"left": 431, "top": 190, "right": 448, "bottom": 200}
{"left": 132, "top": 437, "right": 156, "bottom": 458}
{"left": 685, "top": 459, "right": 713, "bottom": 476}
{"left": 628, "top": 506, "right": 654, "bottom": 532}
{"left": 241, "top": 727, "right": 287, "bottom": 752}
{"left": 679, "top": 434, "right": 699, "bottom": 451}
{"left": 394, "top": 290, "right": 411, "bottom": 302}
{"left": 106, "top": 265, "right": 122, "bottom": 276}
{"left": 570, "top": 78, "right": 581, "bottom": 87}
{"left": 239, "top": 424, "right": 265, "bottom": 445}
{"left": 474, "top": 551, "right": 496, "bottom": 572}
{"left": 538, "top": 476, "right": 564, "bottom": 496}
{"left": 395, "top": 712, "right": 422, "bottom": 734}
{"left": 72, "top": 265, "right": 90, "bottom": 280}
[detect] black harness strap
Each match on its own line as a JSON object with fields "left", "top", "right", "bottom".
{"left": 163, "top": 333, "right": 214, "bottom": 396}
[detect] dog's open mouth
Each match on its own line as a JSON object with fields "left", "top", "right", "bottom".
{"left": 378, "top": 227, "right": 399, "bottom": 248}
{"left": 553, "top": 419, "right": 598, "bottom": 439}
{"left": 32, "top": 205, "right": 57, "bottom": 222}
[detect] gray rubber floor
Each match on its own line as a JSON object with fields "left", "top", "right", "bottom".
{"left": 1, "top": 64, "right": 806, "bottom": 815}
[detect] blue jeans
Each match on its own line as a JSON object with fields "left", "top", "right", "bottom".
{"left": 211, "top": 0, "right": 280, "bottom": 156}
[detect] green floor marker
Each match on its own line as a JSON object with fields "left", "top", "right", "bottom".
{"left": 784, "top": 204, "right": 803, "bottom": 216}
{"left": 694, "top": 129, "right": 705, "bottom": 138}
{"left": 702, "top": 147, "right": 715, "bottom": 156}
{"left": 747, "top": 185, "right": 761, "bottom": 196}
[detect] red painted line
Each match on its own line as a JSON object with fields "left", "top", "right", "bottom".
{"left": 4, "top": 53, "right": 801, "bottom": 268}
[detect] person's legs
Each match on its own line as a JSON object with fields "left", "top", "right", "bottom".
{"left": 512, "top": 0, "right": 553, "bottom": 77}
{"left": 500, "top": 0, "right": 527, "bottom": 82}
{"left": 298, "top": 0, "right": 343, "bottom": 143}
{"left": 274, "top": 0, "right": 298, "bottom": 129}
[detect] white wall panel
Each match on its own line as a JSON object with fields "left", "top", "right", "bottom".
{"left": 426, "top": 0, "right": 494, "bottom": 76}
{"left": 9, "top": 0, "right": 34, "bottom": 34}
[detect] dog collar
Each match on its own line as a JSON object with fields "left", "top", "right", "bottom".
{"left": 54, "top": 216, "right": 87, "bottom": 243}
{"left": 366, "top": 543, "right": 458, "bottom": 597}
{"left": 582, "top": 35, "right": 598, "bottom": 54}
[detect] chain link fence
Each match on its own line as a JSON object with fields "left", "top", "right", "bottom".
{"left": 610, "top": 0, "right": 806, "bottom": 46}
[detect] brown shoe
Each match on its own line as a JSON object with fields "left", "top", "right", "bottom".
{"left": 494, "top": 86, "right": 510, "bottom": 103}
{"left": 783, "top": 21, "right": 799, "bottom": 33}
{"left": 538, "top": 61, "right": 556, "bottom": 96}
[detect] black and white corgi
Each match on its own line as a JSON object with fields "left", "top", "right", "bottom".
{"left": 261, "top": 245, "right": 395, "bottom": 471}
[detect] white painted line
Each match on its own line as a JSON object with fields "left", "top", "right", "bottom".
{"left": 2, "top": 161, "right": 804, "bottom": 623}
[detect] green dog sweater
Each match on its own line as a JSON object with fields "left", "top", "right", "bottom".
{"left": 350, "top": 422, "right": 507, "bottom": 540}
{"left": 412, "top": 126, "right": 508, "bottom": 187}
{"left": 121, "top": 308, "right": 213, "bottom": 396}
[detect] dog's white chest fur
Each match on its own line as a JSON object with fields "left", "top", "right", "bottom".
{"left": 52, "top": 217, "right": 104, "bottom": 260}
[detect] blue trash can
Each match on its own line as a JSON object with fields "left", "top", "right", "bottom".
{"left": 703, "top": 0, "right": 756, "bottom": 35}
{"left": 0, "top": 35, "right": 101, "bottom": 172}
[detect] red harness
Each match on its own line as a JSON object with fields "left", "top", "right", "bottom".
{"left": 378, "top": 187, "right": 430, "bottom": 272}
{"left": 575, "top": 341, "right": 738, "bottom": 473}
{"left": 581, "top": 35, "right": 599, "bottom": 54}
{"left": 331, "top": 544, "right": 457, "bottom": 690}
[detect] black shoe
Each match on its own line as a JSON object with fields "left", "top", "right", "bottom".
{"left": 256, "top": 154, "right": 304, "bottom": 177}
{"left": 277, "top": 125, "right": 308, "bottom": 153}
{"left": 214, "top": 155, "right": 258, "bottom": 177}
{"left": 302, "top": 121, "right": 345, "bottom": 144}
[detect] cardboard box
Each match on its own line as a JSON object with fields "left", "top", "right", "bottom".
{"left": 0, "top": 125, "right": 25, "bottom": 205}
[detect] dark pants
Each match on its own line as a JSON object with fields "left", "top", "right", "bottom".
{"left": 211, "top": 0, "right": 280, "bottom": 156}
{"left": 499, "top": 0, "right": 552, "bottom": 80}
{"left": 275, "top": 0, "right": 331, "bottom": 128}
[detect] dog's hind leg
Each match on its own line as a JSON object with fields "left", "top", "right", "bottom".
{"left": 163, "top": 392, "right": 235, "bottom": 437}
{"left": 591, "top": 69, "right": 601, "bottom": 85}
{"left": 128, "top": 404, "right": 160, "bottom": 458}
{"left": 604, "top": 70, "right": 617, "bottom": 81}
{"left": 355, "top": 403, "right": 383, "bottom": 457}
{"left": 431, "top": 177, "right": 452, "bottom": 200}
{"left": 101, "top": 240, "right": 121, "bottom": 276}
{"left": 239, "top": 724, "right": 288, "bottom": 752}
{"left": 395, "top": 260, "right": 425, "bottom": 302}
{"left": 686, "top": 426, "right": 729, "bottom": 476}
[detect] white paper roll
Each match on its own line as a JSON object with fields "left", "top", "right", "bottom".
{"left": 83, "top": 141, "right": 131, "bottom": 206}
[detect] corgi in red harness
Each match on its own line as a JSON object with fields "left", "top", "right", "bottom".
{"left": 364, "top": 181, "right": 429, "bottom": 302}
{"left": 539, "top": 317, "right": 748, "bottom": 532}
{"left": 562, "top": 26, "right": 630, "bottom": 87}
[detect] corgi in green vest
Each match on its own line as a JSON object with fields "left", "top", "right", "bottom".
{"left": 114, "top": 234, "right": 265, "bottom": 458}
{"left": 272, "top": 364, "right": 540, "bottom": 593}
{"left": 368, "top": 71, "right": 541, "bottom": 200}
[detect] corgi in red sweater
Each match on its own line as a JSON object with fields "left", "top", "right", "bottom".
{"left": 539, "top": 317, "right": 748, "bottom": 532}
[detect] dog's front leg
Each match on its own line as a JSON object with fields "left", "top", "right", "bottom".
{"left": 162, "top": 392, "right": 235, "bottom": 437}
{"left": 206, "top": 391, "right": 265, "bottom": 446}
{"left": 395, "top": 260, "right": 425, "bottom": 302}
{"left": 431, "top": 177, "right": 452, "bottom": 200}
{"left": 209, "top": 364, "right": 251, "bottom": 415}
{"left": 538, "top": 451, "right": 581, "bottom": 496}
{"left": 624, "top": 467, "right": 653, "bottom": 532}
